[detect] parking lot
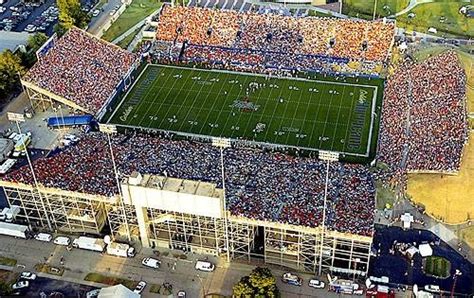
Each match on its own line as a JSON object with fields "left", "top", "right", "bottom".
{"left": 12, "top": 275, "right": 97, "bottom": 297}
{"left": 0, "top": 0, "right": 97, "bottom": 36}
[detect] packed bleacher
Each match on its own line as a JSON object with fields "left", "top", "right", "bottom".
{"left": 4, "top": 132, "right": 376, "bottom": 236}
{"left": 153, "top": 6, "right": 394, "bottom": 74}
{"left": 378, "top": 51, "right": 467, "bottom": 181}
{"left": 23, "top": 28, "right": 138, "bottom": 115}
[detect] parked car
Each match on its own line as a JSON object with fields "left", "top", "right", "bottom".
{"left": 308, "top": 278, "right": 325, "bottom": 289}
{"left": 133, "top": 281, "right": 147, "bottom": 294}
{"left": 195, "top": 260, "right": 215, "bottom": 272}
{"left": 92, "top": 9, "right": 100, "bottom": 16}
{"left": 20, "top": 272, "right": 36, "bottom": 280}
{"left": 12, "top": 281, "right": 29, "bottom": 290}
{"left": 281, "top": 273, "right": 302, "bottom": 286}
{"left": 177, "top": 290, "right": 186, "bottom": 297}
{"left": 424, "top": 285, "right": 441, "bottom": 293}
{"left": 141, "top": 257, "right": 160, "bottom": 269}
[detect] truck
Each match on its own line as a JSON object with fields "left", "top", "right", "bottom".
{"left": 5, "top": 205, "right": 20, "bottom": 223}
{"left": 106, "top": 242, "right": 136, "bottom": 258}
{"left": 0, "top": 222, "right": 29, "bottom": 238}
{"left": 72, "top": 236, "right": 106, "bottom": 252}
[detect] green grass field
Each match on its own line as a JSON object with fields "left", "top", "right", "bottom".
{"left": 109, "top": 65, "right": 383, "bottom": 157}
{"left": 424, "top": 256, "right": 451, "bottom": 278}
{"left": 102, "top": 0, "right": 162, "bottom": 42}
{"left": 343, "top": 0, "right": 410, "bottom": 19}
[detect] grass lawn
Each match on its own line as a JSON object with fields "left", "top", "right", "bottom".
{"left": 116, "top": 27, "right": 142, "bottom": 49}
{"left": 460, "top": 226, "right": 474, "bottom": 250}
{"left": 109, "top": 64, "right": 384, "bottom": 158}
{"left": 342, "top": 0, "right": 410, "bottom": 19}
{"left": 396, "top": 2, "right": 474, "bottom": 38}
{"left": 102, "top": 0, "right": 162, "bottom": 42}
{"left": 84, "top": 272, "right": 137, "bottom": 289}
{"left": 423, "top": 256, "right": 451, "bottom": 278}
{"left": 375, "top": 180, "right": 396, "bottom": 209}
{"left": 307, "top": 9, "right": 338, "bottom": 17}
{"left": 0, "top": 257, "right": 17, "bottom": 267}
{"left": 34, "top": 263, "right": 64, "bottom": 276}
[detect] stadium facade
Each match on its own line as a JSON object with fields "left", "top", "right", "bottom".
{"left": 0, "top": 172, "right": 371, "bottom": 276}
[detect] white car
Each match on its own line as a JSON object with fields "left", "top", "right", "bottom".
{"left": 177, "top": 290, "right": 186, "bottom": 297}
{"left": 141, "top": 257, "right": 160, "bottom": 269}
{"left": 281, "top": 273, "right": 302, "bottom": 286}
{"left": 133, "top": 281, "right": 147, "bottom": 294}
{"left": 20, "top": 271, "right": 36, "bottom": 280}
{"left": 92, "top": 9, "right": 100, "bottom": 17}
{"left": 308, "top": 278, "right": 325, "bottom": 289}
{"left": 424, "top": 285, "right": 440, "bottom": 293}
{"left": 195, "top": 260, "right": 215, "bottom": 272}
{"left": 12, "top": 280, "right": 29, "bottom": 290}
{"left": 53, "top": 236, "right": 71, "bottom": 246}
{"left": 0, "top": 7, "right": 6, "bottom": 13}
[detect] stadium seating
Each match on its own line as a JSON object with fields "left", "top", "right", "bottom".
{"left": 23, "top": 28, "right": 138, "bottom": 115}
{"left": 377, "top": 50, "right": 467, "bottom": 187}
{"left": 154, "top": 6, "right": 395, "bottom": 69}
{"left": 5, "top": 132, "right": 376, "bottom": 236}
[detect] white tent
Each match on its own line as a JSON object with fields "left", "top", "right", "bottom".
{"left": 98, "top": 284, "right": 140, "bottom": 298}
{"left": 406, "top": 246, "right": 419, "bottom": 258}
{"left": 419, "top": 243, "right": 433, "bottom": 257}
{"left": 401, "top": 213, "right": 414, "bottom": 229}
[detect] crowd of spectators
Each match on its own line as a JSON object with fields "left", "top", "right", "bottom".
{"left": 377, "top": 50, "right": 467, "bottom": 187}
{"left": 23, "top": 28, "right": 138, "bottom": 115}
{"left": 155, "top": 6, "right": 395, "bottom": 64}
{"left": 5, "top": 132, "right": 376, "bottom": 236}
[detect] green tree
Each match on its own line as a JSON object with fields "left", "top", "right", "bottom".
{"left": 0, "top": 50, "right": 26, "bottom": 101}
{"left": 232, "top": 276, "right": 254, "bottom": 297}
{"left": 233, "top": 267, "right": 279, "bottom": 298}
{"left": 56, "top": 0, "right": 90, "bottom": 34}
{"left": 27, "top": 32, "right": 49, "bottom": 51}
{"left": 18, "top": 32, "right": 49, "bottom": 67}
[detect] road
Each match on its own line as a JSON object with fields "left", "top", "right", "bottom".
{"left": 0, "top": 234, "right": 386, "bottom": 297}
{"left": 87, "top": 0, "right": 123, "bottom": 36}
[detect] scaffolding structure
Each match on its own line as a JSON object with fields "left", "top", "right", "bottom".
{"left": 0, "top": 178, "right": 372, "bottom": 276}
{"left": 1, "top": 181, "right": 110, "bottom": 234}
{"left": 21, "top": 80, "right": 89, "bottom": 114}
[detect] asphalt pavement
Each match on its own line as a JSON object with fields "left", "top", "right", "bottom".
{"left": 0, "top": 234, "right": 384, "bottom": 297}
{"left": 87, "top": 0, "right": 123, "bottom": 36}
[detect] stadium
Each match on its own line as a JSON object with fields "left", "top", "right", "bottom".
{"left": 0, "top": 4, "right": 468, "bottom": 279}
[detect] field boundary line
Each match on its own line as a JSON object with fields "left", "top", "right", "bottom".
{"left": 108, "top": 63, "right": 150, "bottom": 123}
{"left": 114, "top": 123, "right": 370, "bottom": 157}
{"left": 151, "top": 64, "right": 379, "bottom": 89}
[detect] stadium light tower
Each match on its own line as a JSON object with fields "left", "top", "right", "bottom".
{"left": 317, "top": 150, "right": 339, "bottom": 276}
{"left": 212, "top": 137, "right": 231, "bottom": 263}
{"left": 99, "top": 123, "right": 131, "bottom": 242}
{"left": 7, "top": 112, "right": 52, "bottom": 231}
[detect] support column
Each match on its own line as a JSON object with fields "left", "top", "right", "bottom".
{"left": 135, "top": 205, "right": 150, "bottom": 248}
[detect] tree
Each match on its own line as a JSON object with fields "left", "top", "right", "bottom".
{"left": 56, "top": 0, "right": 90, "bottom": 34}
{"left": 27, "top": 32, "right": 49, "bottom": 51}
{"left": 232, "top": 276, "right": 254, "bottom": 297}
{"left": 233, "top": 267, "right": 279, "bottom": 298}
{"left": 18, "top": 32, "right": 49, "bottom": 67}
{"left": 0, "top": 50, "right": 25, "bottom": 101}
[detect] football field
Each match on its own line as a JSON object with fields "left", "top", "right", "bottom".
{"left": 109, "top": 64, "right": 383, "bottom": 157}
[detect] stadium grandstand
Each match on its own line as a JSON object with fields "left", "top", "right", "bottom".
{"left": 0, "top": 1, "right": 468, "bottom": 279}
{"left": 1, "top": 132, "right": 374, "bottom": 275}
{"left": 20, "top": 27, "right": 140, "bottom": 118}
{"left": 151, "top": 6, "right": 395, "bottom": 76}
{"left": 376, "top": 50, "right": 468, "bottom": 190}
